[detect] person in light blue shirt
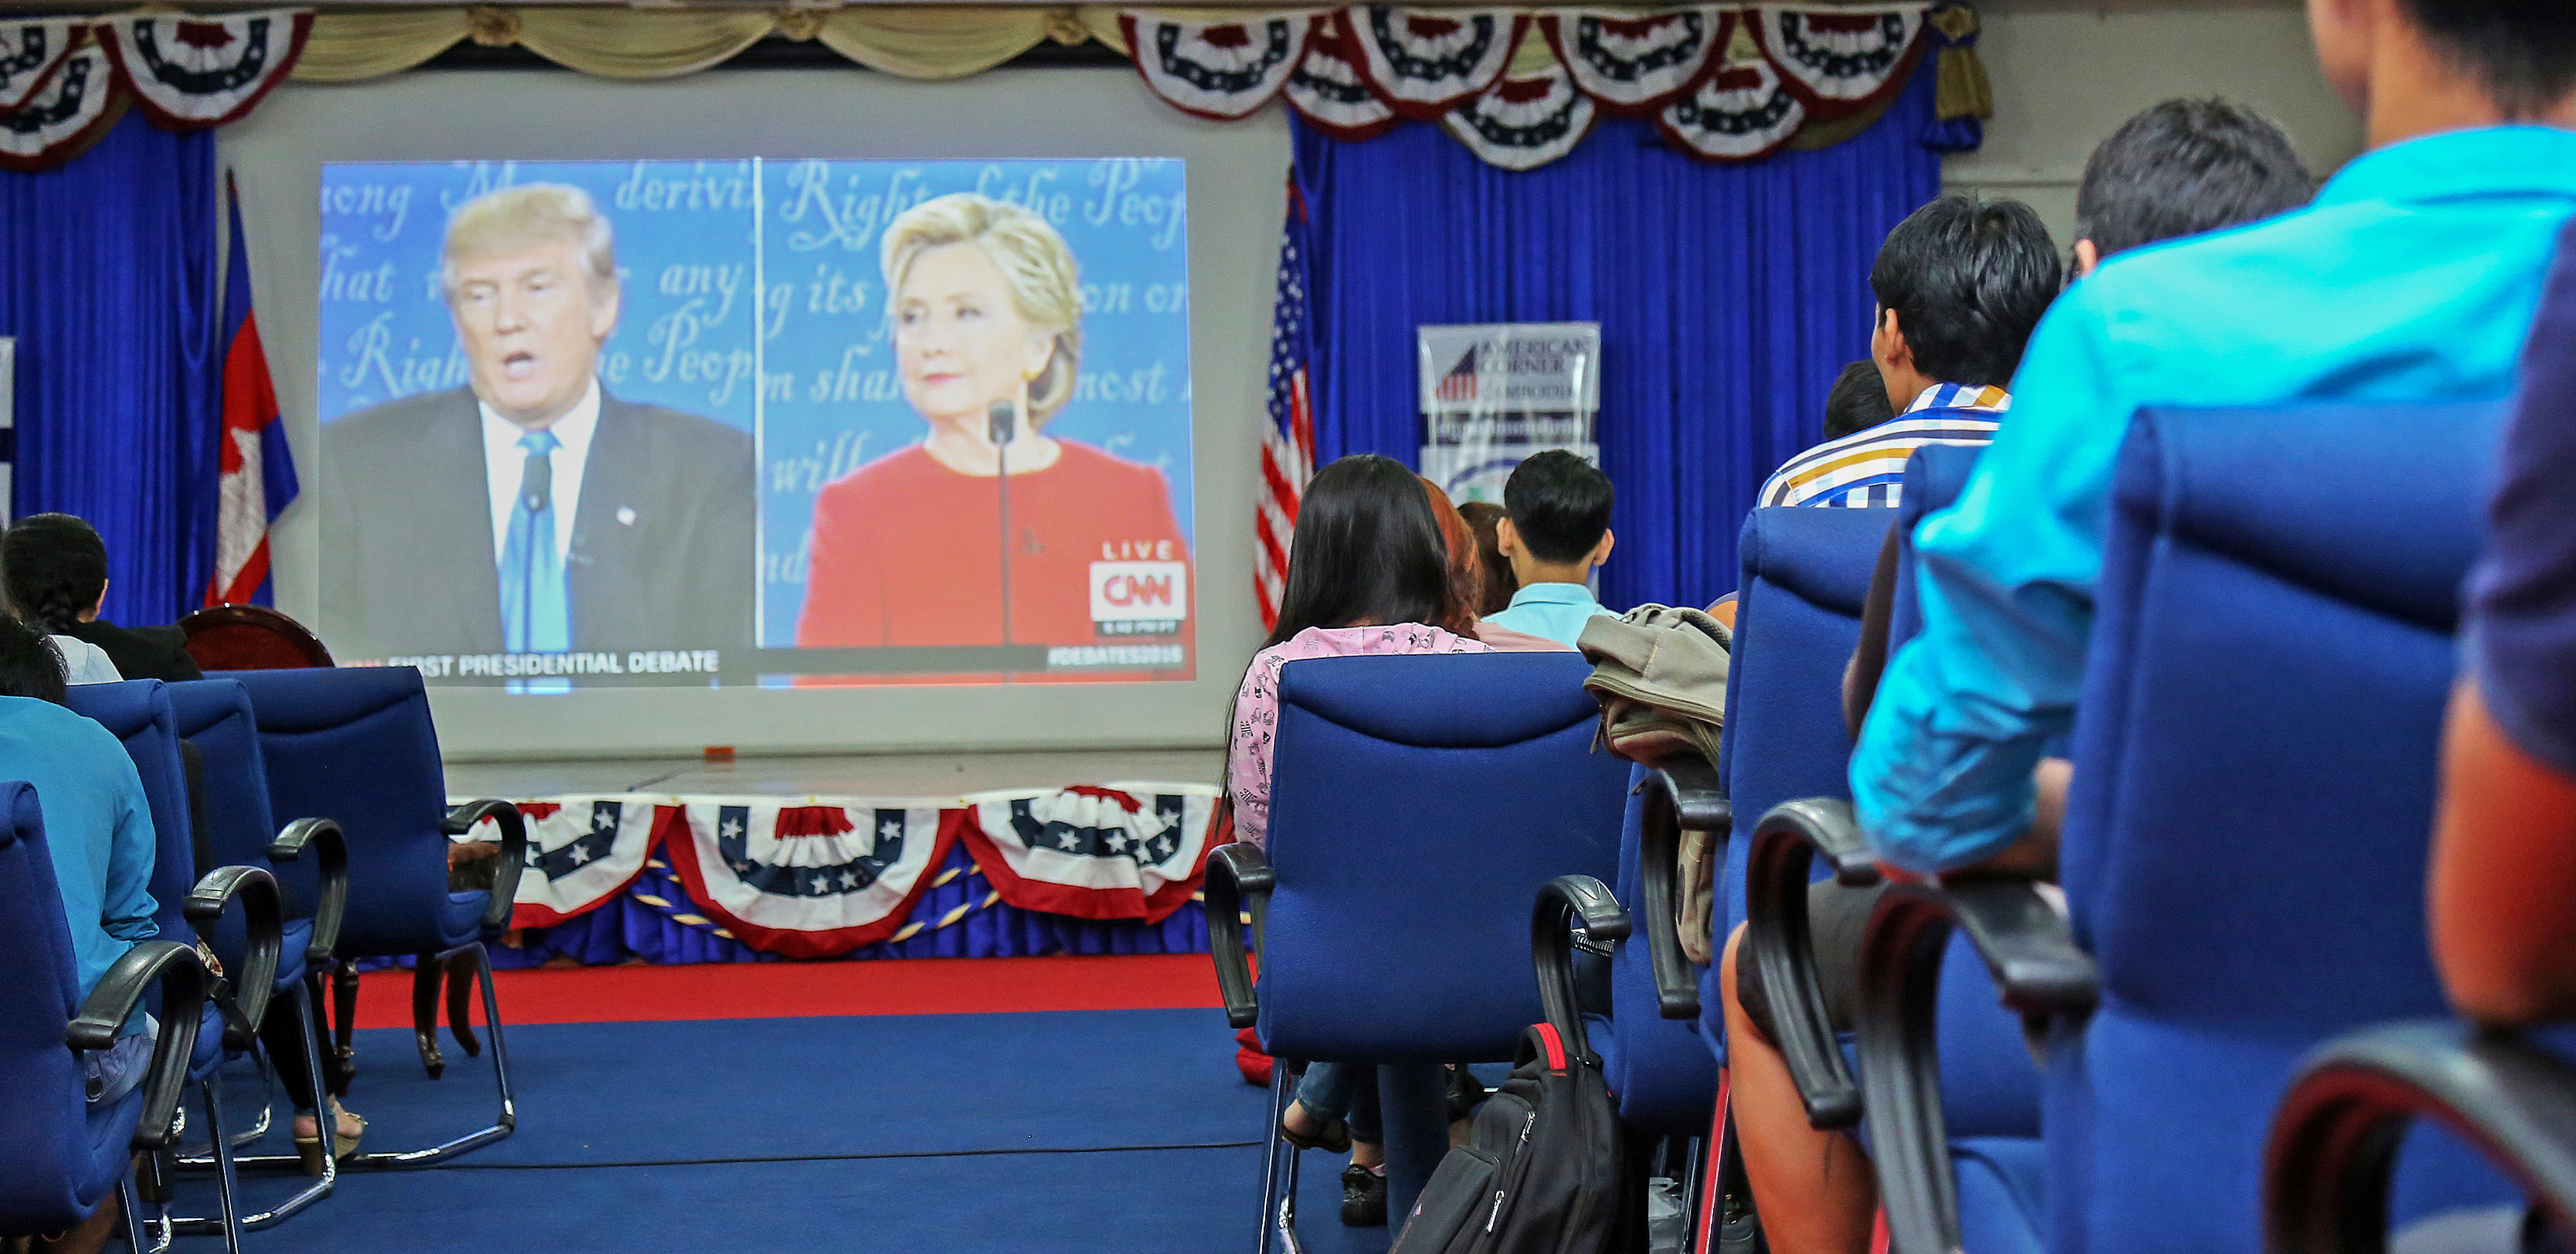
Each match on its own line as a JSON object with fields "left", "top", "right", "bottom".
{"left": 0, "top": 616, "right": 158, "bottom": 1101}
{"left": 1852, "top": 0, "right": 2576, "bottom": 875}
{"left": 1481, "top": 450, "right": 1617, "bottom": 648}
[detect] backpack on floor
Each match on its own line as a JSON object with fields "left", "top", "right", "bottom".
{"left": 1389, "top": 1021, "right": 1638, "bottom": 1254}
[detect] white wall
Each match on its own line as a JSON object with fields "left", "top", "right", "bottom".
{"left": 222, "top": 66, "right": 1288, "bottom": 760}
{"left": 1944, "top": 1, "right": 2364, "bottom": 242}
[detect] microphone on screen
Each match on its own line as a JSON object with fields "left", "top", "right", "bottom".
{"left": 988, "top": 399, "right": 1017, "bottom": 447}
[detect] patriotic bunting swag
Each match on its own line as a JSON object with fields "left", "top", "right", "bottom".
{"left": 453, "top": 785, "right": 1224, "bottom": 960}
{"left": 1120, "top": 4, "right": 1975, "bottom": 171}
{"left": 960, "top": 783, "right": 1222, "bottom": 923}
{"left": 0, "top": 9, "right": 309, "bottom": 172}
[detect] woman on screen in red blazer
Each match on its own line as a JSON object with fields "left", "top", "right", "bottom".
{"left": 794, "top": 193, "right": 1192, "bottom": 671}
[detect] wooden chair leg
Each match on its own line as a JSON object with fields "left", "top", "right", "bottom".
{"left": 411, "top": 957, "right": 445, "bottom": 1079}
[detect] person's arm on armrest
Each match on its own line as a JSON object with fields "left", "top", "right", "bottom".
{"left": 1849, "top": 289, "right": 2128, "bottom": 875}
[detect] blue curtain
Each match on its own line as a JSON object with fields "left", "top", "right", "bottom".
{"left": 0, "top": 113, "right": 218, "bottom": 625}
{"left": 1298, "top": 69, "right": 1944, "bottom": 610}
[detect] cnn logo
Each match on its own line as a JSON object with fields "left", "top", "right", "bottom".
{"left": 1090, "top": 561, "right": 1188, "bottom": 624}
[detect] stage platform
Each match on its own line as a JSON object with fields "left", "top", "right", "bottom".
{"left": 441, "top": 749, "right": 1230, "bottom": 967}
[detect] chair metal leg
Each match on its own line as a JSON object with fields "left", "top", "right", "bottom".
{"left": 202, "top": 1081, "right": 243, "bottom": 1254}
{"left": 173, "top": 981, "right": 338, "bottom": 1229}
{"left": 1258, "top": 1062, "right": 1295, "bottom": 1254}
{"left": 349, "top": 942, "right": 516, "bottom": 1169}
{"left": 412, "top": 956, "right": 445, "bottom": 1079}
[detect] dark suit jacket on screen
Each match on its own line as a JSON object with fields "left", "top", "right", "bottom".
{"left": 59, "top": 619, "right": 202, "bottom": 683}
{"left": 321, "top": 385, "right": 755, "bottom": 659}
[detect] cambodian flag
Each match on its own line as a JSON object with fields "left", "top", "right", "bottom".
{"left": 206, "top": 171, "right": 298, "bottom": 607}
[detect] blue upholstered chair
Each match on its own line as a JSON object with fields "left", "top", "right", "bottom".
{"left": 1848, "top": 402, "right": 2518, "bottom": 1254}
{"left": 1206, "top": 651, "right": 1628, "bottom": 1252}
{"left": 1741, "top": 445, "right": 2047, "bottom": 1254}
{"left": 1590, "top": 763, "right": 1723, "bottom": 1138}
{"left": 226, "top": 666, "right": 528, "bottom": 1169}
{"left": 63, "top": 679, "right": 289, "bottom": 1252}
{"left": 166, "top": 678, "right": 349, "bottom": 1226}
{"left": 0, "top": 778, "right": 212, "bottom": 1252}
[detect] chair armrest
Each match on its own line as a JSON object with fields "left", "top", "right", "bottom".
{"left": 183, "top": 865, "right": 283, "bottom": 1048}
{"left": 2268, "top": 1021, "right": 2576, "bottom": 1254}
{"left": 1851, "top": 878, "right": 2097, "bottom": 1254}
{"left": 69, "top": 940, "right": 209, "bottom": 1150}
{"left": 269, "top": 817, "right": 349, "bottom": 962}
{"left": 1532, "top": 875, "right": 1629, "bottom": 1065}
{"left": 441, "top": 800, "right": 528, "bottom": 932}
{"left": 1203, "top": 843, "right": 1274, "bottom": 1031}
{"left": 1744, "top": 798, "right": 1883, "bottom": 1129}
{"left": 1638, "top": 754, "right": 1728, "bottom": 1020}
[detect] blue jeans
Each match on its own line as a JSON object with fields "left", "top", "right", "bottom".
{"left": 1292, "top": 1062, "right": 1383, "bottom": 1144}
{"left": 84, "top": 1014, "right": 157, "bottom": 1106}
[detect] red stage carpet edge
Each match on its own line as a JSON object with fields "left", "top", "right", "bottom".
{"left": 351, "top": 953, "right": 1224, "bottom": 1028}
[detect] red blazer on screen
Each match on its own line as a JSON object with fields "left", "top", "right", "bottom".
{"left": 794, "top": 440, "right": 1193, "bottom": 658}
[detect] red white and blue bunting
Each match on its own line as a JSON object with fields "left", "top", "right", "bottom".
{"left": 1118, "top": 5, "right": 1940, "bottom": 171}
{"left": 0, "top": 9, "right": 309, "bottom": 172}
{"left": 453, "top": 782, "right": 1225, "bottom": 958}
{"left": 960, "top": 783, "right": 1223, "bottom": 923}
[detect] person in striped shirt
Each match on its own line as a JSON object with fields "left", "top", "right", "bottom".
{"left": 1756, "top": 195, "right": 2060, "bottom": 509}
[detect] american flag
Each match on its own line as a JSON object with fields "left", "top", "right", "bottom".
{"left": 1255, "top": 180, "right": 1317, "bottom": 630}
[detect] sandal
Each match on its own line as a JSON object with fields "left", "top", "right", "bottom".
{"left": 294, "top": 1103, "right": 366, "bottom": 1177}
{"left": 1278, "top": 1102, "right": 1352, "bottom": 1154}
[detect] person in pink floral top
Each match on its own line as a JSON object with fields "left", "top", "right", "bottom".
{"left": 1222, "top": 454, "right": 1561, "bottom": 1225}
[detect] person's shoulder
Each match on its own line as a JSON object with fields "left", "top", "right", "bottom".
{"left": 815, "top": 443, "right": 938, "bottom": 506}
{"left": 602, "top": 395, "right": 752, "bottom": 457}
{"left": 0, "top": 695, "right": 120, "bottom": 755}
{"left": 1050, "top": 439, "right": 1170, "bottom": 488}
{"left": 324, "top": 388, "right": 472, "bottom": 450}
{"left": 2073, "top": 202, "right": 2380, "bottom": 328}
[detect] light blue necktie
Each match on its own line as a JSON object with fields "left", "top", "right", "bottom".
{"left": 499, "top": 429, "right": 569, "bottom": 654}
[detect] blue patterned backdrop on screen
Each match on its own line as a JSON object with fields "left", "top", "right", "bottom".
{"left": 317, "top": 160, "right": 761, "bottom": 433}
{"left": 316, "top": 157, "right": 1193, "bottom": 651}
{"left": 754, "top": 158, "right": 1191, "bottom": 646}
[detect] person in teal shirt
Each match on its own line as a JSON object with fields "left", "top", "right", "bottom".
{"left": 1851, "top": 0, "right": 2576, "bottom": 874}
{"left": 1481, "top": 450, "right": 1617, "bottom": 648}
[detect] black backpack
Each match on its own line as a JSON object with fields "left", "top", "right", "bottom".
{"left": 1390, "top": 877, "right": 1640, "bottom": 1254}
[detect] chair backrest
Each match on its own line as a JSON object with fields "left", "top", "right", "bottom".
{"left": 180, "top": 604, "right": 334, "bottom": 672}
{"left": 1604, "top": 763, "right": 1721, "bottom": 1133}
{"left": 1886, "top": 443, "right": 1984, "bottom": 651}
{"left": 2062, "top": 402, "right": 2510, "bottom": 1254}
{"left": 226, "top": 667, "right": 450, "bottom": 958}
{"left": 1702, "top": 506, "right": 1882, "bottom": 1044}
{"left": 167, "top": 679, "right": 318, "bottom": 925}
{"left": 0, "top": 780, "right": 109, "bottom": 1234}
{"left": 61, "top": 681, "right": 198, "bottom": 953}
{"left": 1257, "top": 651, "right": 1627, "bottom": 1063}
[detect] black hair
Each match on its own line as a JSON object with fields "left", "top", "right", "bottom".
{"left": 1501, "top": 450, "right": 1614, "bottom": 566}
{"left": 1264, "top": 454, "right": 1467, "bottom": 649}
{"left": 1868, "top": 195, "right": 2062, "bottom": 389}
{"left": 2076, "top": 99, "right": 2312, "bottom": 261}
{"left": 2398, "top": 0, "right": 2576, "bottom": 118}
{"left": 1454, "top": 501, "right": 1518, "bottom": 617}
{"left": 0, "top": 613, "right": 69, "bottom": 706}
{"left": 1823, "top": 360, "right": 1896, "bottom": 440}
{"left": 2, "top": 513, "right": 107, "bottom": 634}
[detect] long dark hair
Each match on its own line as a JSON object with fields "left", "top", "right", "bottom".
{"left": 1264, "top": 454, "right": 1471, "bottom": 649}
{"left": 0, "top": 613, "right": 68, "bottom": 705}
{"left": 2, "top": 513, "right": 107, "bottom": 634}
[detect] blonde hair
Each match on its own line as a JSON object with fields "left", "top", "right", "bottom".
{"left": 442, "top": 183, "right": 617, "bottom": 298}
{"left": 881, "top": 193, "right": 1083, "bottom": 423}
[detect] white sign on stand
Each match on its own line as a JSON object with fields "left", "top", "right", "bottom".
{"left": 1416, "top": 322, "right": 1600, "bottom": 505}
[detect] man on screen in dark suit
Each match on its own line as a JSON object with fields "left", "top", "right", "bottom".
{"left": 323, "top": 183, "right": 753, "bottom": 661}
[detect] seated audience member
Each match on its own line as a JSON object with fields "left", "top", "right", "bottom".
{"left": 0, "top": 615, "right": 156, "bottom": 1254}
{"left": 1839, "top": 95, "right": 2312, "bottom": 737}
{"left": 1754, "top": 195, "right": 2060, "bottom": 510}
{"left": 1479, "top": 451, "right": 1617, "bottom": 648}
{"left": 1226, "top": 454, "right": 1539, "bottom": 1226}
{"left": 2434, "top": 227, "right": 2576, "bottom": 1028}
{"left": 1455, "top": 501, "right": 1518, "bottom": 617}
{"left": 1822, "top": 359, "right": 1896, "bottom": 443}
{"left": 1725, "top": 93, "right": 2354, "bottom": 1254}
{"left": 4, "top": 514, "right": 202, "bottom": 683}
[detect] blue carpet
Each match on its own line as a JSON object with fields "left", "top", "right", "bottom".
{"left": 175, "top": 1008, "right": 1437, "bottom": 1252}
